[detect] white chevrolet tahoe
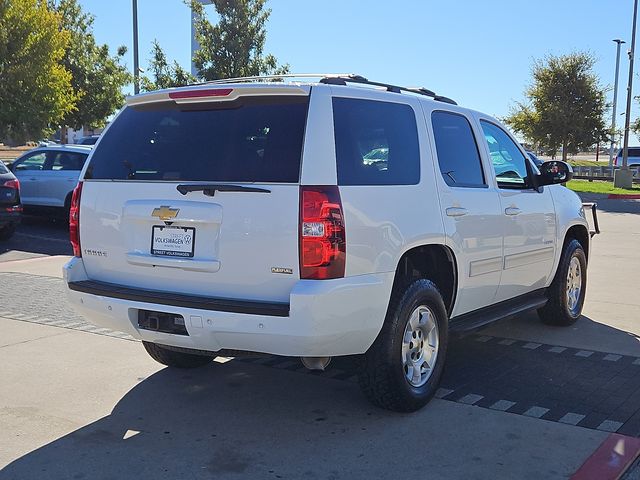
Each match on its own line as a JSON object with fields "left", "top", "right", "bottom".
{"left": 64, "top": 74, "right": 596, "bottom": 412}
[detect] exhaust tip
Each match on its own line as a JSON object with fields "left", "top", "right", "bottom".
{"left": 300, "top": 356, "right": 331, "bottom": 371}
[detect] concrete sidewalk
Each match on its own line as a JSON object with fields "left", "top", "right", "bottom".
{"left": 0, "top": 255, "right": 69, "bottom": 278}
{"left": 0, "top": 317, "right": 606, "bottom": 480}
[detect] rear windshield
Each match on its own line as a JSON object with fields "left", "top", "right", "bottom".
{"left": 86, "top": 96, "right": 309, "bottom": 183}
{"left": 0, "top": 163, "right": 8, "bottom": 174}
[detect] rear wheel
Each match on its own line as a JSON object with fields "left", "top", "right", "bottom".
{"left": 358, "top": 279, "right": 448, "bottom": 412}
{"left": 0, "top": 224, "right": 16, "bottom": 241}
{"left": 142, "top": 341, "right": 215, "bottom": 368}
{"left": 538, "top": 239, "right": 587, "bottom": 326}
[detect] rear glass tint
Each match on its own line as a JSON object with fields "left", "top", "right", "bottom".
{"left": 333, "top": 98, "right": 420, "bottom": 185}
{"left": 86, "top": 96, "right": 309, "bottom": 182}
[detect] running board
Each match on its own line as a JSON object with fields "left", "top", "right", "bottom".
{"left": 449, "top": 289, "right": 548, "bottom": 332}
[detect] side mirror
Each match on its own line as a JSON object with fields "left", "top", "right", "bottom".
{"left": 537, "top": 160, "right": 573, "bottom": 186}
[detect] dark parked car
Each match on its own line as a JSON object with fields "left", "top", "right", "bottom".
{"left": 75, "top": 135, "right": 100, "bottom": 146}
{"left": 525, "top": 150, "right": 543, "bottom": 167}
{"left": 0, "top": 162, "right": 22, "bottom": 240}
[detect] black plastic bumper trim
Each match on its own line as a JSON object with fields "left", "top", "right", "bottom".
{"left": 68, "top": 280, "right": 290, "bottom": 317}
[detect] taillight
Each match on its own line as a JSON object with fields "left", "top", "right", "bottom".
{"left": 3, "top": 179, "right": 19, "bottom": 190}
{"left": 69, "top": 182, "right": 83, "bottom": 257}
{"left": 300, "top": 186, "right": 346, "bottom": 279}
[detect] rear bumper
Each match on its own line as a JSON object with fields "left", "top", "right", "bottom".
{"left": 63, "top": 257, "right": 394, "bottom": 357}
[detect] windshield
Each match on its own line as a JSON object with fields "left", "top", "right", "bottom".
{"left": 86, "top": 96, "right": 309, "bottom": 183}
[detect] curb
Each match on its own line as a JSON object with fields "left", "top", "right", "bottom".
{"left": 608, "top": 194, "right": 640, "bottom": 199}
{"left": 571, "top": 433, "right": 640, "bottom": 480}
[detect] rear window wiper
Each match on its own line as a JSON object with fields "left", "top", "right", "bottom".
{"left": 176, "top": 183, "right": 271, "bottom": 197}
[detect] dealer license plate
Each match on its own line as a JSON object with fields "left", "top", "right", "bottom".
{"left": 151, "top": 226, "right": 195, "bottom": 258}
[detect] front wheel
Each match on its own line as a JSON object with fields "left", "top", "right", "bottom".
{"left": 538, "top": 239, "right": 587, "bottom": 326}
{"left": 358, "top": 279, "right": 448, "bottom": 412}
{"left": 142, "top": 341, "right": 215, "bottom": 368}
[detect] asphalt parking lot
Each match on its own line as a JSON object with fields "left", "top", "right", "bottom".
{"left": 1, "top": 196, "right": 639, "bottom": 479}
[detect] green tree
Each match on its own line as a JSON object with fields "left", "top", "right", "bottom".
{"left": 49, "top": 0, "right": 130, "bottom": 130}
{"left": 189, "top": 0, "right": 288, "bottom": 81}
{"left": 0, "top": 0, "right": 77, "bottom": 145}
{"left": 141, "top": 40, "right": 196, "bottom": 92}
{"left": 505, "top": 52, "right": 608, "bottom": 161}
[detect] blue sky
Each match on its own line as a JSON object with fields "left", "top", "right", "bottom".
{"left": 82, "top": 0, "right": 639, "bottom": 143}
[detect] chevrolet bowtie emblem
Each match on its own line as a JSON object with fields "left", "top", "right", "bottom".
{"left": 152, "top": 206, "right": 179, "bottom": 221}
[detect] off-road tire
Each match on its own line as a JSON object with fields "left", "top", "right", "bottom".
{"left": 142, "top": 341, "right": 215, "bottom": 368}
{"left": 358, "top": 279, "right": 449, "bottom": 412}
{"left": 538, "top": 239, "right": 587, "bottom": 326}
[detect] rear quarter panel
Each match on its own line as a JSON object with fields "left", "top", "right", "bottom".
{"left": 321, "top": 87, "right": 444, "bottom": 277}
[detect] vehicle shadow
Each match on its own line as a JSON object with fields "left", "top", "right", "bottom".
{"left": 0, "top": 316, "right": 632, "bottom": 480}
{"left": 479, "top": 311, "right": 640, "bottom": 358}
{"left": 0, "top": 215, "right": 71, "bottom": 258}
{"left": 0, "top": 361, "right": 415, "bottom": 480}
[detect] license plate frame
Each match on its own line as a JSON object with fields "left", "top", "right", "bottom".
{"left": 151, "top": 225, "right": 196, "bottom": 258}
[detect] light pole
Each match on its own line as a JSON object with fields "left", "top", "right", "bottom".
{"left": 609, "top": 39, "right": 625, "bottom": 167}
{"left": 615, "top": 0, "right": 638, "bottom": 188}
{"left": 133, "top": 0, "right": 140, "bottom": 94}
{"left": 191, "top": 0, "right": 213, "bottom": 78}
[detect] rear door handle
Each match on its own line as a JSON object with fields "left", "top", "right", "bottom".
{"left": 445, "top": 207, "right": 468, "bottom": 217}
{"left": 505, "top": 207, "right": 521, "bottom": 216}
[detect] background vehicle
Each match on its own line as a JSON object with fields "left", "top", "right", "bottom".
{"left": 0, "top": 162, "right": 22, "bottom": 240}
{"left": 525, "top": 150, "right": 543, "bottom": 167}
{"left": 10, "top": 145, "right": 91, "bottom": 218}
{"left": 64, "top": 75, "right": 593, "bottom": 412}
{"left": 75, "top": 135, "right": 100, "bottom": 146}
{"left": 614, "top": 147, "right": 640, "bottom": 168}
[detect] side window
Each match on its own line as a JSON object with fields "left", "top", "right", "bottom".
{"left": 51, "top": 152, "right": 87, "bottom": 171}
{"left": 333, "top": 98, "right": 420, "bottom": 185}
{"left": 480, "top": 121, "right": 531, "bottom": 189}
{"left": 431, "top": 111, "right": 485, "bottom": 187}
{"left": 13, "top": 152, "right": 48, "bottom": 171}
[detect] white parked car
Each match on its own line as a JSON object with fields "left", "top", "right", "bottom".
{"left": 64, "top": 75, "right": 597, "bottom": 412}
{"left": 11, "top": 145, "right": 92, "bottom": 217}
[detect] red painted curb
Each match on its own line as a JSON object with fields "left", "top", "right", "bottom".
{"left": 571, "top": 433, "right": 640, "bottom": 480}
{"left": 608, "top": 194, "right": 640, "bottom": 199}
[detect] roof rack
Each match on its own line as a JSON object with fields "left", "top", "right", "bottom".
{"left": 200, "top": 73, "right": 457, "bottom": 105}
{"left": 318, "top": 75, "right": 457, "bottom": 105}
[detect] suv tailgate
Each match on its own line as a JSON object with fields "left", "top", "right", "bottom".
{"left": 79, "top": 88, "right": 309, "bottom": 303}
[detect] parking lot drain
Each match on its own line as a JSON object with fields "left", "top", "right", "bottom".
{"left": 523, "top": 342, "right": 542, "bottom": 350}
{"left": 559, "top": 413, "right": 586, "bottom": 425}
{"left": 498, "top": 339, "right": 517, "bottom": 346}
{"left": 489, "top": 400, "right": 516, "bottom": 411}
{"left": 458, "top": 394, "right": 483, "bottom": 405}
{"left": 575, "top": 350, "right": 594, "bottom": 358}
{"left": 435, "top": 388, "right": 453, "bottom": 399}
{"left": 597, "top": 420, "right": 623, "bottom": 433}
{"left": 603, "top": 354, "right": 623, "bottom": 362}
{"left": 475, "top": 336, "right": 492, "bottom": 343}
{"left": 548, "top": 346, "right": 567, "bottom": 353}
{"left": 524, "top": 406, "right": 550, "bottom": 418}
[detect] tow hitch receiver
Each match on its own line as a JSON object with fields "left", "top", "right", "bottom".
{"left": 138, "top": 310, "right": 188, "bottom": 335}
